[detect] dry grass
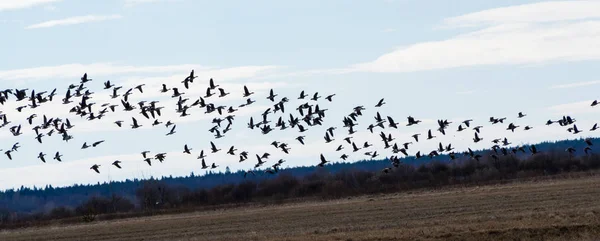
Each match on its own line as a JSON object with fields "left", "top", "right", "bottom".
{"left": 3, "top": 175, "right": 600, "bottom": 241}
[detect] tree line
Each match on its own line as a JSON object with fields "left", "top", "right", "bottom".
{"left": 0, "top": 138, "right": 598, "bottom": 229}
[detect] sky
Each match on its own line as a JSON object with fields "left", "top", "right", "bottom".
{"left": 0, "top": 0, "right": 599, "bottom": 190}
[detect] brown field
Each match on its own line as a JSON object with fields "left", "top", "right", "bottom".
{"left": 3, "top": 175, "right": 600, "bottom": 241}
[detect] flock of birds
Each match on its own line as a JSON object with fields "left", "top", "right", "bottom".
{"left": 0, "top": 70, "right": 598, "bottom": 178}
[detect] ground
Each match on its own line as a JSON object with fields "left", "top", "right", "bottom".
{"left": 2, "top": 174, "right": 600, "bottom": 241}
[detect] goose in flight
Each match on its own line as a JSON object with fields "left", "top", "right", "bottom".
{"left": 11, "top": 142, "right": 21, "bottom": 151}
{"left": 152, "top": 119, "right": 163, "bottom": 126}
{"left": 37, "top": 152, "right": 46, "bottom": 163}
{"left": 387, "top": 116, "right": 399, "bottom": 129}
{"left": 172, "top": 87, "right": 184, "bottom": 98}
{"left": 296, "top": 136, "right": 305, "bottom": 145}
{"left": 462, "top": 119, "right": 473, "bottom": 127}
{"left": 298, "top": 90, "right": 308, "bottom": 99}
{"left": 184, "top": 144, "right": 192, "bottom": 154}
{"left": 311, "top": 92, "right": 321, "bottom": 101}
{"left": 26, "top": 114, "right": 36, "bottom": 125}
{"left": 53, "top": 152, "right": 62, "bottom": 162}
{"left": 4, "top": 150, "right": 12, "bottom": 160}
{"left": 317, "top": 154, "right": 328, "bottom": 167}
{"left": 209, "top": 78, "right": 219, "bottom": 89}
{"left": 90, "top": 164, "right": 100, "bottom": 174}
{"left": 227, "top": 146, "right": 237, "bottom": 155}
{"left": 131, "top": 117, "right": 142, "bottom": 129}
{"left": 297, "top": 124, "right": 307, "bottom": 133}
{"left": 427, "top": 129, "right": 435, "bottom": 140}
{"left": 135, "top": 84, "right": 145, "bottom": 93}
{"left": 407, "top": 116, "right": 421, "bottom": 126}
{"left": 166, "top": 125, "right": 176, "bottom": 135}
{"left": 186, "top": 69, "right": 197, "bottom": 82}
{"left": 197, "top": 150, "right": 207, "bottom": 159}
{"left": 571, "top": 124, "right": 582, "bottom": 134}
{"left": 325, "top": 94, "right": 335, "bottom": 102}
{"left": 210, "top": 141, "right": 221, "bottom": 153}
{"left": 92, "top": 140, "right": 104, "bottom": 147}
{"left": 473, "top": 132, "right": 483, "bottom": 143}
{"left": 412, "top": 134, "right": 420, "bottom": 142}
{"left": 324, "top": 132, "right": 334, "bottom": 143}
{"left": 155, "top": 153, "right": 166, "bottom": 162}
{"left": 518, "top": 112, "right": 526, "bottom": 118}
{"left": 351, "top": 142, "right": 361, "bottom": 152}
{"left": 218, "top": 88, "right": 230, "bottom": 97}
{"left": 103, "top": 80, "right": 114, "bottom": 89}
{"left": 243, "top": 85, "right": 254, "bottom": 97}
{"left": 507, "top": 123, "right": 519, "bottom": 132}
{"left": 375, "top": 98, "right": 385, "bottom": 107}
{"left": 201, "top": 159, "right": 209, "bottom": 169}
{"left": 112, "top": 160, "right": 122, "bottom": 169}
{"left": 267, "top": 89, "right": 277, "bottom": 102}
{"left": 161, "top": 84, "right": 170, "bottom": 93}
{"left": 81, "top": 73, "right": 92, "bottom": 83}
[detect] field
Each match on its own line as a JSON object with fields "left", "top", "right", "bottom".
{"left": 2, "top": 175, "right": 600, "bottom": 241}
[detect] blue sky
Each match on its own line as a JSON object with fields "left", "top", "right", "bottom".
{"left": 0, "top": 0, "right": 599, "bottom": 190}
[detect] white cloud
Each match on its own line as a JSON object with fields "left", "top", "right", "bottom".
{"left": 549, "top": 80, "right": 600, "bottom": 89}
{"left": 0, "top": 63, "right": 278, "bottom": 82}
{"left": 547, "top": 100, "right": 600, "bottom": 115}
{"left": 43, "top": 5, "right": 57, "bottom": 11}
{"left": 0, "top": 0, "right": 61, "bottom": 11}
{"left": 456, "top": 90, "right": 477, "bottom": 95}
{"left": 124, "top": 0, "right": 178, "bottom": 7}
{"left": 350, "top": 1, "right": 600, "bottom": 73}
{"left": 442, "top": 1, "right": 600, "bottom": 28}
{"left": 25, "top": 15, "right": 123, "bottom": 29}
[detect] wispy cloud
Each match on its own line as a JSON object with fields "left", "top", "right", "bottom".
{"left": 43, "top": 5, "right": 57, "bottom": 11}
{"left": 124, "top": 0, "right": 177, "bottom": 7}
{"left": 0, "top": 63, "right": 278, "bottom": 82}
{"left": 547, "top": 100, "right": 599, "bottom": 115}
{"left": 549, "top": 80, "right": 600, "bottom": 89}
{"left": 456, "top": 90, "right": 477, "bottom": 95}
{"left": 0, "top": 0, "right": 61, "bottom": 11}
{"left": 441, "top": 1, "right": 600, "bottom": 28}
{"left": 350, "top": 1, "right": 600, "bottom": 73}
{"left": 25, "top": 15, "right": 123, "bottom": 29}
